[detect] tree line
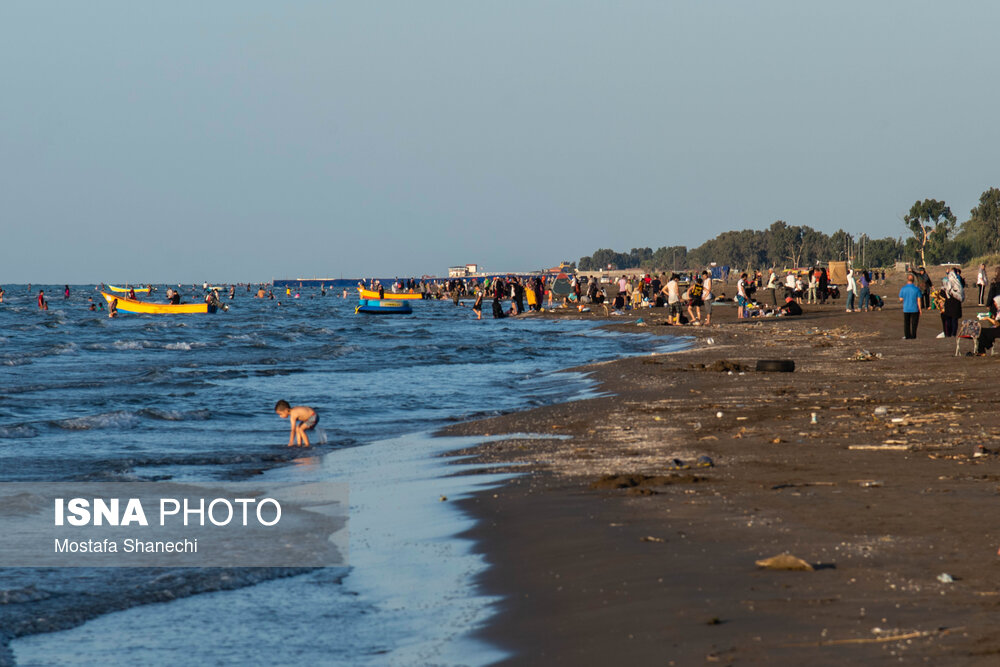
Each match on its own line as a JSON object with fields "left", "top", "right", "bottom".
{"left": 578, "top": 187, "right": 1000, "bottom": 273}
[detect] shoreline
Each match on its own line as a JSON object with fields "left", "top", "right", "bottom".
{"left": 2, "top": 315, "right": 664, "bottom": 666}
{"left": 442, "top": 277, "right": 1000, "bottom": 664}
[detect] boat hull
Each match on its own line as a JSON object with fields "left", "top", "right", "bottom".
{"left": 101, "top": 292, "right": 215, "bottom": 315}
{"left": 355, "top": 299, "right": 413, "bottom": 314}
{"left": 358, "top": 288, "right": 424, "bottom": 300}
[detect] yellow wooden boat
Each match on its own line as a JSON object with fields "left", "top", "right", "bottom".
{"left": 358, "top": 287, "right": 424, "bottom": 300}
{"left": 107, "top": 285, "right": 151, "bottom": 294}
{"left": 101, "top": 292, "right": 217, "bottom": 315}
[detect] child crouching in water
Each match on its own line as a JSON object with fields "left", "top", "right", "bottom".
{"left": 275, "top": 400, "right": 318, "bottom": 447}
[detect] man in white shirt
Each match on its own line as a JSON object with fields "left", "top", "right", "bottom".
{"left": 784, "top": 272, "right": 797, "bottom": 301}
{"left": 700, "top": 270, "right": 714, "bottom": 326}
{"left": 664, "top": 274, "right": 681, "bottom": 325}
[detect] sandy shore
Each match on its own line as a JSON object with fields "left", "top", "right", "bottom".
{"left": 440, "top": 273, "right": 1000, "bottom": 665}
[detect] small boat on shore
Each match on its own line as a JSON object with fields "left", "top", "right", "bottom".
{"left": 358, "top": 288, "right": 424, "bottom": 301}
{"left": 107, "top": 285, "right": 151, "bottom": 294}
{"left": 100, "top": 292, "right": 220, "bottom": 315}
{"left": 355, "top": 299, "right": 413, "bottom": 315}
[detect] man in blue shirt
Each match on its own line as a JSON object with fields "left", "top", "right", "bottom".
{"left": 899, "top": 274, "right": 923, "bottom": 339}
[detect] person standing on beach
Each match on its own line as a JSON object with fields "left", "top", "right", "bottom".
{"left": 665, "top": 274, "right": 682, "bottom": 324}
{"left": 942, "top": 267, "right": 964, "bottom": 337}
{"left": 736, "top": 273, "right": 749, "bottom": 319}
{"left": 783, "top": 271, "right": 796, "bottom": 301}
{"left": 765, "top": 269, "right": 778, "bottom": 306}
{"left": 899, "top": 274, "right": 922, "bottom": 339}
{"left": 915, "top": 267, "right": 932, "bottom": 310}
{"left": 806, "top": 270, "right": 816, "bottom": 304}
{"left": 685, "top": 276, "right": 704, "bottom": 325}
{"left": 845, "top": 270, "right": 858, "bottom": 312}
{"left": 857, "top": 271, "right": 870, "bottom": 312}
{"left": 977, "top": 263, "right": 988, "bottom": 306}
{"left": 700, "top": 271, "right": 714, "bottom": 325}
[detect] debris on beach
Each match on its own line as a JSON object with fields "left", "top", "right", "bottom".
{"left": 640, "top": 535, "right": 664, "bottom": 543}
{"left": 589, "top": 473, "right": 708, "bottom": 490}
{"left": 850, "top": 349, "right": 883, "bottom": 361}
{"left": 937, "top": 573, "right": 955, "bottom": 584}
{"left": 689, "top": 359, "right": 747, "bottom": 372}
{"left": 849, "top": 444, "right": 910, "bottom": 451}
{"left": 755, "top": 553, "right": 815, "bottom": 571}
{"left": 666, "top": 458, "right": 689, "bottom": 471}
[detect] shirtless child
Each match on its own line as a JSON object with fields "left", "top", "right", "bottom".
{"left": 274, "top": 400, "right": 319, "bottom": 447}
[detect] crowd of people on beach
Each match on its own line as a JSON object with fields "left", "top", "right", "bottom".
{"left": 8, "top": 265, "right": 1000, "bottom": 349}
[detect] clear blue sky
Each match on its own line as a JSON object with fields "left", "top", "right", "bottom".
{"left": 2, "top": 1, "right": 998, "bottom": 282}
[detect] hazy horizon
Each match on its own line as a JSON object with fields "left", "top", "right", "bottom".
{"left": 3, "top": 2, "right": 999, "bottom": 283}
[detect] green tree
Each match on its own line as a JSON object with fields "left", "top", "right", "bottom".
{"left": 863, "top": 237, "right": 904, "bottom": 267}
{"left": 904, "top": 199, "right": 956, "bottom": 266}
{"left": 965, "top": 187, "right": 1000, "bottom": 255}
{"left": 649, "top": 245, "right": 687, "bottom": 272}
{"left": 766, "top": 220, "right": 792, "bottom": 267}
{"left": 798, "top": 226, "right": 830, "bottom": 266}
{"left": 829, "top": 229, "right": 852, "bottom": 261}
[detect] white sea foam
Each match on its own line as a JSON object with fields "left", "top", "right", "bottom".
{"left": 0, "top": 424, "right": 39, "bottom": 439}
{"left": 54, "top": 411, "right": 141, "bottom": 431}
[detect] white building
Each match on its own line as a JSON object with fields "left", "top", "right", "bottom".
{"left": 448, "top": 264, "right": 479, "bottom": 278}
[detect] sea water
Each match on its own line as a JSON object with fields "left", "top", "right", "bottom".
{"left": 0, "top": 283, "right": 686, "bottom": 666}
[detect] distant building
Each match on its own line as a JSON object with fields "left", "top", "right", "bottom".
{"left": 448, "top": 264, "right": 479, "bottom": 278}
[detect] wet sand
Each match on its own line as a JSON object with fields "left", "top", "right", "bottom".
{"left": 441, "top": 273, "right": 1000, "bottom": 665}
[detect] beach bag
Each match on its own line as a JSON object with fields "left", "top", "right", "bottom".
{"left": 958, "top": 319, "right": 981, "bottom": 338}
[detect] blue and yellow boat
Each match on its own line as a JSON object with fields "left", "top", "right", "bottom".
{"left": 358, "top": 288, "right": 424, "bottom": 301}
{"left": 355, "top": 299, "right": 413, "bottom": 315}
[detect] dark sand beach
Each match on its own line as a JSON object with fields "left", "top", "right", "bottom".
{"left": 442, "top": 272, "right": 1000, "bottom": 665}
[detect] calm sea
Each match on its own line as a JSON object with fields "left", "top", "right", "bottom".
{"left": 0, "top": 282, "right": 685, "bottom": 665}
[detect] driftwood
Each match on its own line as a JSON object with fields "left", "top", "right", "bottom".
{"left": 849, "top": 444, "right": 909, "bottom": 451}
{"left": 784, "top": 626, "right": 961, "bottom": 647}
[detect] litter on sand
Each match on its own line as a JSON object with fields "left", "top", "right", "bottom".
{"left": 755, "top": 553, "right": 815, "bottom": 571}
